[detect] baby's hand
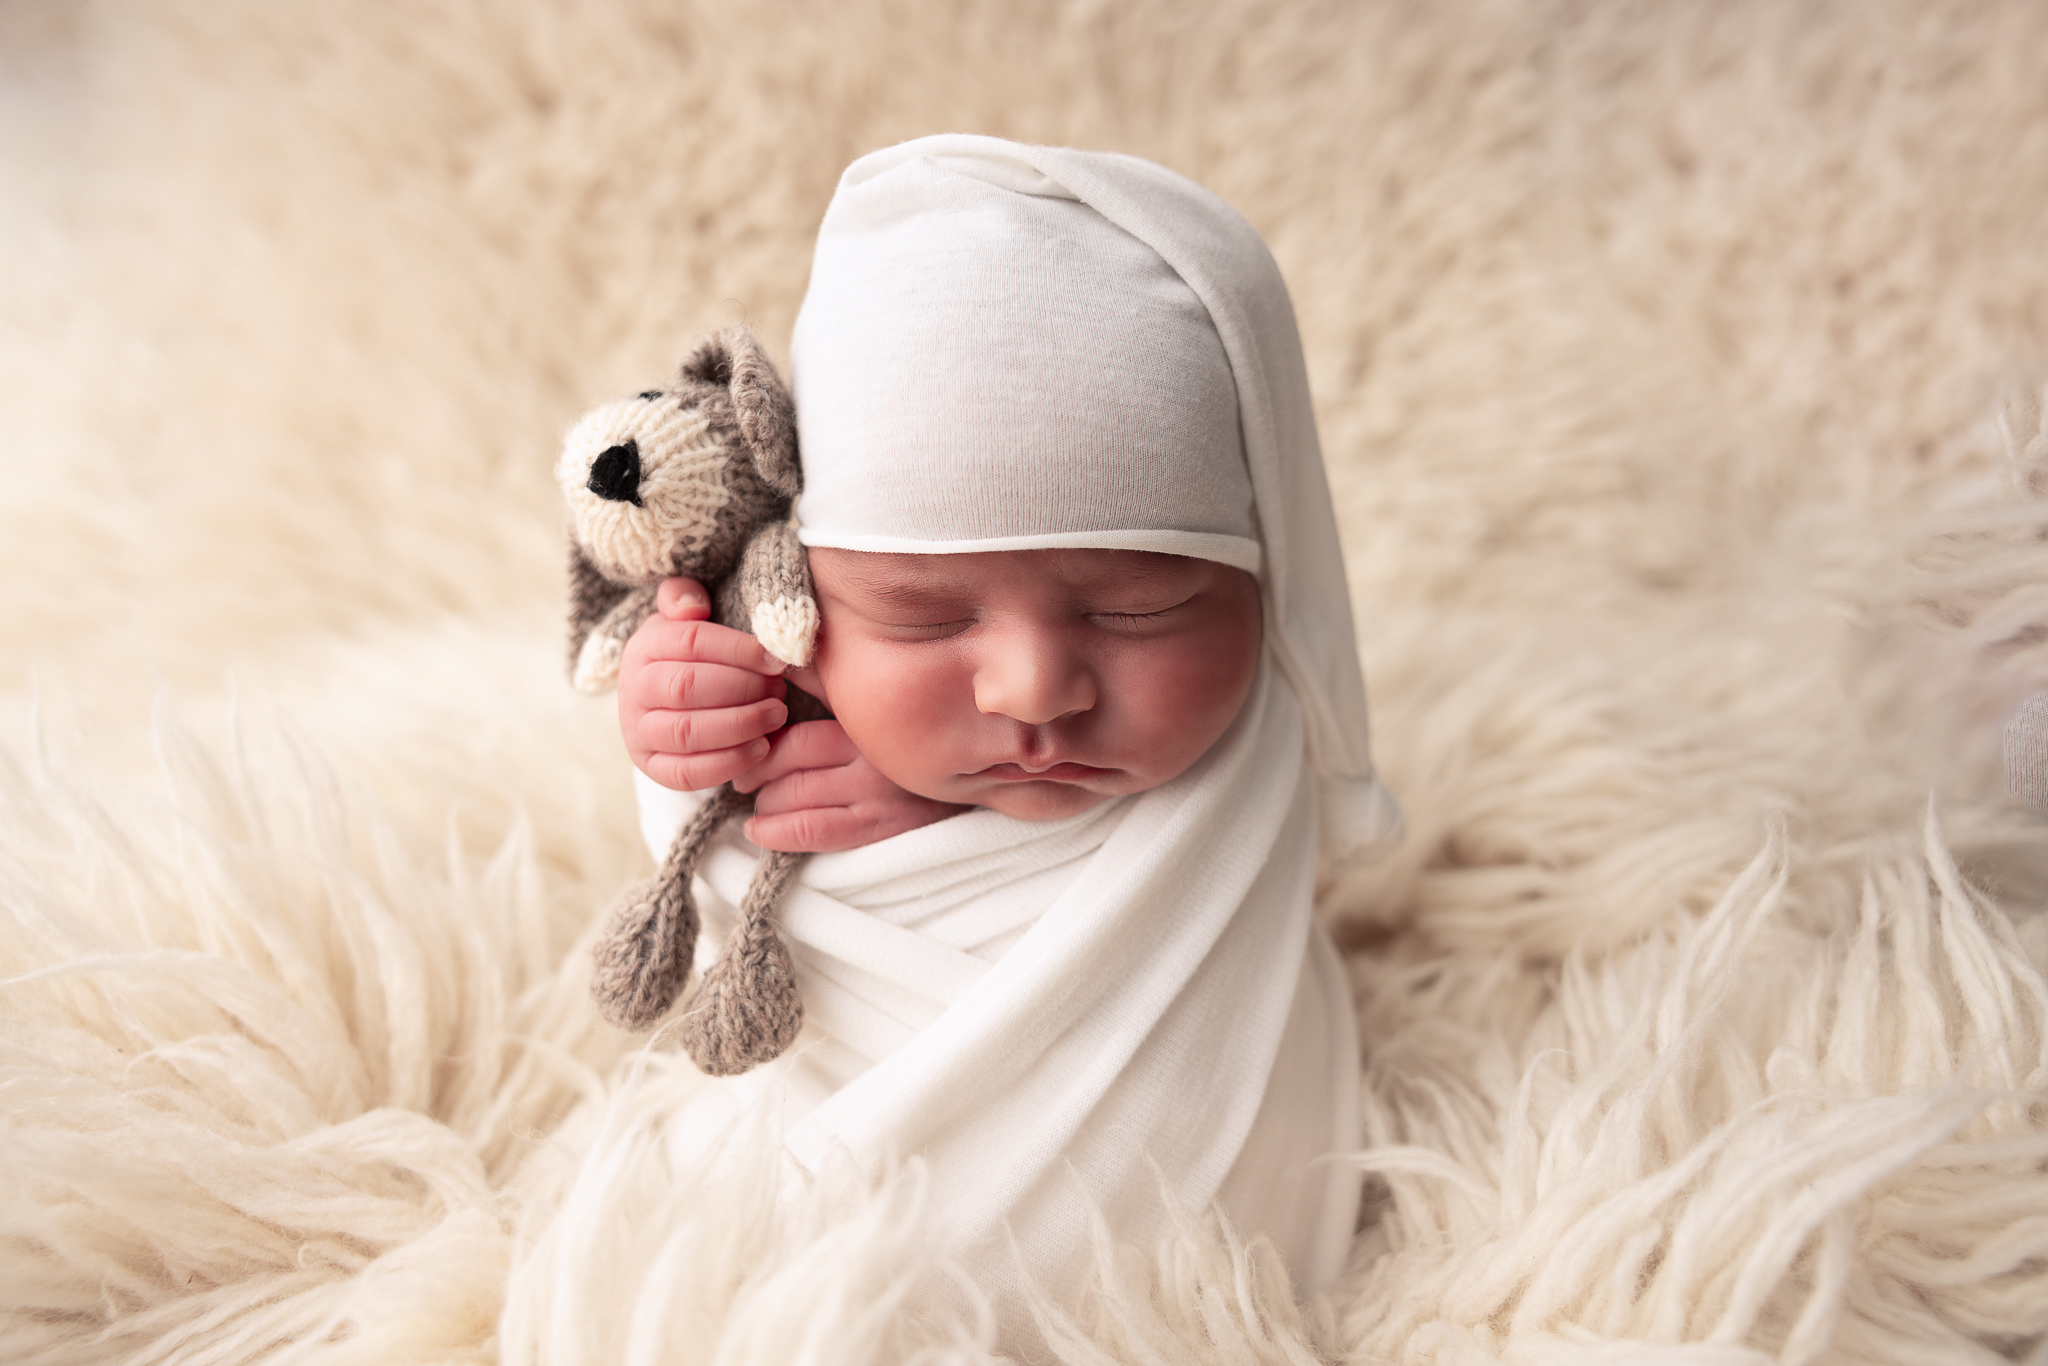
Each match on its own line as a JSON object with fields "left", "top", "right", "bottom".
{"left": 619, "top": 576, "right": 790, "bottom": 791}
{"left": 736, "top": 721, "right": 968, "bottom": 853}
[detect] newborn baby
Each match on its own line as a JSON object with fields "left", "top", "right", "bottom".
{"left": 614, "top": 135, "right": 1399, "bottom": 1352}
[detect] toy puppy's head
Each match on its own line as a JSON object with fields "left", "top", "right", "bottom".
{"left": 557, "top": 326, "right": 802, "bottom": 587}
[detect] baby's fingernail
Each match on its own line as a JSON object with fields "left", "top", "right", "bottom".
{"left": 747, "top": 739, "right": 770, "bottom": 760}
{"left": 761, "top": 656, "right": 787, "bottom": 676}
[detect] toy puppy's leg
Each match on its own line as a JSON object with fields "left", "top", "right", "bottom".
{"left": 590, "top": 785, "right": 749, "bottom": 1031}
{"left": 679, "top": 848, "right": 806, "bottom": 1076}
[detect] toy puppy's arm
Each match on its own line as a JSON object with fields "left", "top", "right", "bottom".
{"left": 719, "top": 519, "right": 818, "bottom": 669}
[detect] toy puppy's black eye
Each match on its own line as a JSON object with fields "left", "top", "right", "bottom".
{"left": 588, "top": 439, "right": 644, "bottom": 506}
{"left": 636, "top": 390, "right": 663, "bottom": 401}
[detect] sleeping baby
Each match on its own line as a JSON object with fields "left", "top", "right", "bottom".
{"left": 611, "top": 134, "right": 1400, "bottom": 1351}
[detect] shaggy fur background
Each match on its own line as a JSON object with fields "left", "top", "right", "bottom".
{"left": 6, "top": 1, "right": 2048, "bottom": 1361}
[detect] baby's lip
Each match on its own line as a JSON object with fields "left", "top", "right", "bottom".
{"left": 974, "top": 761, "right": 1111, "bottom": 782}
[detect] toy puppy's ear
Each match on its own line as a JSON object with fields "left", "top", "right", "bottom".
{"left": 682, "top": 326, "right": 801, "bottom": 499}
{"left": 725, "top": 329, "right": 802, "bottom": 498}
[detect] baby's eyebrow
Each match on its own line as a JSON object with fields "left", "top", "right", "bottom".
{"left": 832, "top": 568, "right": 972, "bottom": 611}
{"left": 1093, "top": 556, "right": 1201, "bottom": 586}
{"left": 867, "top": 586, "right": 968, "bottom": 612}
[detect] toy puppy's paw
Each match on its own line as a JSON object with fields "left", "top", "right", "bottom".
{"left": 573, "top": 629, "right": 626, "bottom": 695}
{"left": 751, "top": 594, "right": 819, "bottom": 669}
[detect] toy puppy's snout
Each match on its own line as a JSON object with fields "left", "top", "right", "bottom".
{"left": 588, "top": 439, "right": 643, "bottom": 506}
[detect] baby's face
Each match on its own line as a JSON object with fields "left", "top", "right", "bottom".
{"left": 803, "top": 547, "right": 1262, "bottom": 821}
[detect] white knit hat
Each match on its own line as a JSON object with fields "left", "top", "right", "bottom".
{"left": 791, "top": 150, "right": 1258, "bottom": 572}
{"left": 789, "top": 135, "right": 1400, "bottom": 861}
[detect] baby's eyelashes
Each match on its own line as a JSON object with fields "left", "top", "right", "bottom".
{"left": 866, "top": 616, "right": 976, "bottom": 641}
{"left": 855, "top": 603, "right": 1190, "bottom": 642}
{"left": 1084, "top": 595, "right": 1196, "bottom": 629}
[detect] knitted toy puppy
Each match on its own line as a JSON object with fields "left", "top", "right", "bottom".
{"left": 558, "top": 325, "right": 817, "bottom": 1075}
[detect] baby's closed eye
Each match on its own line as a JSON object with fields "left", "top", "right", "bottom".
{"left": 1090, "top": 597, "right": 1190, "bottom": 620}
{"left": 873, "top": 617, "right": 976, "bottom": 642}
{"left": 866, "top": 599, "right": 1191, "bottom": 640}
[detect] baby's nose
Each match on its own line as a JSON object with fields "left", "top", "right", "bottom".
{"left": 973, "top": 638, "right": 1095, "bottom": 725}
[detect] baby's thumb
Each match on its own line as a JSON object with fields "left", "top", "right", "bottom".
{"left": 658, "top": 576, "right": 712, "bottom": 620}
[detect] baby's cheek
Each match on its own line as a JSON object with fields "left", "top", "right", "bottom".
{"left": 1124, "top": 636, "right": 1261, "bottom": 777}
{"left": 840, "top": 709, "right": 927, "bottom": 775}
{"left": 826, "top": 667, "right": 965, "bottom": 795}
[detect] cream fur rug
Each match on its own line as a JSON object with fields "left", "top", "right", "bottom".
{"left": 6, "top": 2, "right": 2048, "bottom": 1362}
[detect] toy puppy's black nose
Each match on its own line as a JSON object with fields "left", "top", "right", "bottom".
{"left": 588, "top": 439, "right": 644, "bottom": 506}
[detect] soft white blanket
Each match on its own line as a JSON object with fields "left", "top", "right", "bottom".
{"left": 5, "top": 2, "right": 2048, "bottom": 1363}
{"left": 640, "top": 660, "right": 1359, "bottom": 1351}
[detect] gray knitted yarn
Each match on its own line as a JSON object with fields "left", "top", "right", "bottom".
{"left": 677, "top": 847, "right": 806, "bottom": 1076}
{"left": 589, "top": 786, "right": 748, "bottom": 1032}
{"left": 2005, "top": 692, "right": 2048, "bottom": 809}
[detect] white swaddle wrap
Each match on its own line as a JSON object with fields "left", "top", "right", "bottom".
{"left": 636, "top": 134, "right": 1400, "bottom": 1339}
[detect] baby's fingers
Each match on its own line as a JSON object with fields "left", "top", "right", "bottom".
{"left": 731, "top": 721, "right": 857, "bottom": 793}
{"left": 743, "top": 754, "right": 968, "bottom": 851}
{"left": 632, "top": 698, "right": 788, "bottom": 758}
{"left": 656, "top": 577, "right": 710, "bottom": 620}
{"left": 744, "top": 806, "right": 883, "bottom": 854}
{"left": 744, "top": 759, "right": 859, "bottom": 814}
{"left": 642, "top": 739, "right": 773, "bottom": 794}
{"left": 745, "top": 795, "right": 964, "bottom": 852}
{"left": 628, "top": 615, "right": 789, "bottom": 676}
{"left": 625, "top": 659, "right": 784, "bottom": 714}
